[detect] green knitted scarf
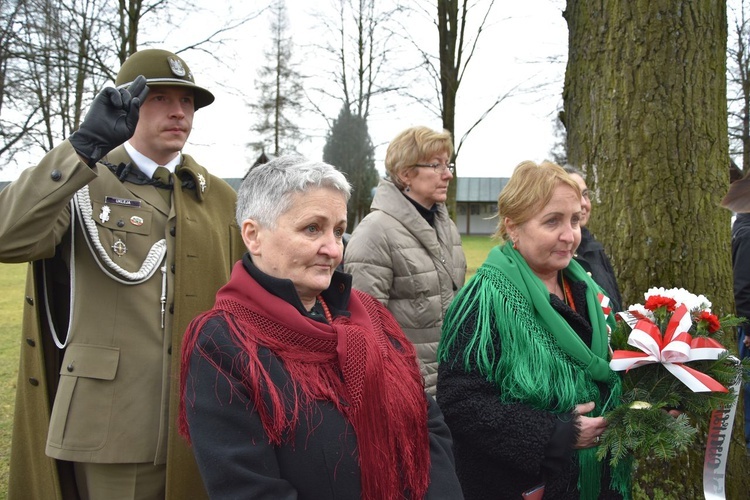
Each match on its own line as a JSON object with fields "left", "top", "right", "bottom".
{"left": 439, "top": 242, "right": 626, "bottom": 499}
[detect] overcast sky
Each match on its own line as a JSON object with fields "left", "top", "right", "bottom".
{"left": 0, "top": 0, "right": 568, "bottom": 182}
{"left": 186, "top": 0, "right": 570, "bottom": 180}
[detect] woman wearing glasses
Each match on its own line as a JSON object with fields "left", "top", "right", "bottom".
{"left": 345, "top": 126, "right": 467, "bottom": 395}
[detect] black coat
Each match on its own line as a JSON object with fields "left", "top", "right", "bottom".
{"left": 575, "top": 227, "right": 623, "bottom": 312}
{"left": 184, "top": 315, "right": 464, "bottom": 500}
{"left": 437, "top": 281, "right": 621, "bottom": 500}
{"left": 732, "top": 213, "right": 750, "bottom": 327}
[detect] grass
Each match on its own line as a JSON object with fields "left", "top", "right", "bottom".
{"left": 462, "top": 234, "right": 498, "bottom": 279}
{"left": 0, "top": 263, "right": 26, "bottom": 499}
{"left": 0, "top": 237, "right": 496, "bottom": 497}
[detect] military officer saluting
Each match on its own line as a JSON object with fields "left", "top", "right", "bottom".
{"left": 0, "top": 49, "right": 245, "bottom": 500}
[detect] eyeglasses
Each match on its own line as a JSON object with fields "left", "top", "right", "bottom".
{"left": 412, "top": 162, "right": 455, "bottom": 175}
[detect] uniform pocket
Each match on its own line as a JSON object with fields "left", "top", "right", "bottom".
{"left": 92, "top": 201, "right": 153, "bottom": 236}
{"left": 47, "top": 344, "right": 120, "bottom": 451}
{"left": 90, "top": 201, "right": 157, "bottom": 268}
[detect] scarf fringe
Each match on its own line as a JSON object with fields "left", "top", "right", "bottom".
{"left": 441, "top": 267, "right": 600, "bottom": 412}
{"left": 353, "top": 308, "right": 431, "bottom": 499}
{"left": 180, "top": 276, "right": 430, "bottom": 500}
{"left": 610, "top": 455, "right": 633, "bottom": 500}
{"left": 578, "top": 447, "right": 603, "bottom": 500}
{"left": 439, "top": 244, "right": 628, "bottom": 498}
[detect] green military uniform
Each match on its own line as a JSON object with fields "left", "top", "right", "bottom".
{"left": 0, "top": 139, "right": 245, "bottom": 499}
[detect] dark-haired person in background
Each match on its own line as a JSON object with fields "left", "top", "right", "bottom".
{"left": 725, "top": 173, "right": 750, "bottom": 454}
{"left": 564, "top": 165, "right": 623, "bottom": 312}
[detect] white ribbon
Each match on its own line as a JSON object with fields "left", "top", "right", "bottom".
{"left": 703, "top": 358, "right": 741, "bottom": 500}
{"left": 609, "top": 305, "right": 728, "bottom": 393}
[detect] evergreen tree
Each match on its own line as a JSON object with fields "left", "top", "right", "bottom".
{"left": 323, "top": 105, "right": 379, "bottom": 230}
{"left": 249, "top": 0, "right": 304, "bottom": 156}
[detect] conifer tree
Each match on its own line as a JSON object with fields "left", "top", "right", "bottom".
{"left": 249, "top": 0, "right": 305, "bottom": 156}
{"left": 322, "top": 105, "right": 378, "bottom": 230}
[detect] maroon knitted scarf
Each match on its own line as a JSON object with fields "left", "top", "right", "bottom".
{"left": 179, "top": 262, "right": 430, "bottom": 499}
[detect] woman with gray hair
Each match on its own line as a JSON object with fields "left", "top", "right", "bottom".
{"left": 178, "top": 155, "right": 462, "bottom": 499}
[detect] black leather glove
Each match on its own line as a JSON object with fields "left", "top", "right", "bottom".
{"left": 69, "top": 75, "right": 149, "bottom": 167}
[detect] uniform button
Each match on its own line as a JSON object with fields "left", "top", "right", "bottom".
{"left": 26, "top": 338, "right": 36, "bottom": 347}
{"left": 25, "top": 296, "right": 34, "bottom": 305}
{"left": 29, "top": 378, "right": 39, "bottom": 386}
{"left": 117, "top": 220, "right": 125, "bottom": 227}
{"left": 169, "top": 304, "right": 174, "bottom": 314}
{"left": 168, "top": 346, "right": 172, "bottom": 355}
{"left": 170, "top": 226, "right": 176, "bottom": 237}
{"left": 170, "top": 264, "right": 175, "bottom": 273}
{"left": 50, "top": 169, "right": 62, "bottom": 181}
{"left": 338, "top": 283, "right": 346, "bottom": 293}
{"left": 67, "top": 364, "right": 74, "bottom": 373}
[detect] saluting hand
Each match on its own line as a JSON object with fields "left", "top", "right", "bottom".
{"left": 69, "top": 75, "right": 150, "bottom": 167}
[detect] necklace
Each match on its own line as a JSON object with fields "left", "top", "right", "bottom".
{"left": 316, "top": 294, "right": 334, "bottom": 323}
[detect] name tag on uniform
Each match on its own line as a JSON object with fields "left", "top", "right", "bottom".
{"left": 105, "top": 196, "right": 142, "bottom": 208}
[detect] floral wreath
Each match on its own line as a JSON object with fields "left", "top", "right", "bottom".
{"left": 599, "top": 287, "right": 745, "bottom": 478}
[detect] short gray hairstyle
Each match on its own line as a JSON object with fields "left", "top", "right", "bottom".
{"left": 235, "top": 155, "right": 352, "bottom": 228}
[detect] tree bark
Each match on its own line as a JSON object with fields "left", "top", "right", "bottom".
{"left": 564, "top": 1, "right": 746, "bottom": 497}
{"left": 437, "top": 0, "right": 460, "bottom": 218}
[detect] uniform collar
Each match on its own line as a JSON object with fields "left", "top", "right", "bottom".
{"left": 124, "top": 141, "right": 181, "bottom": 178}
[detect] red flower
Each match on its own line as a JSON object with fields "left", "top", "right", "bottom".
{"left": 644, "top": 295, "right": 677, "bottom": 312}
{"left": 698, "top": 311, "right": 721, "bottom": 333}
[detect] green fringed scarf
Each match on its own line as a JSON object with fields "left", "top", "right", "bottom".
{"left": 439, "top": 242, "right": 628, "bottom": 500}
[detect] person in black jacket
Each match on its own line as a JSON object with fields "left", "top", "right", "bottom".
{"left": 179, "top": 155, "right": 463, "bottom": 499}
{"left": 721, "top": 175, "right": 750, "bottom": 454}
{"left": 564, "top": 166, "right": 623, "bottom": 312}
{"left": 732, "top": 212, "right": 750, "bottom": 453}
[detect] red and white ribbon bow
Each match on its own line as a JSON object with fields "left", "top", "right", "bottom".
{"left": 610, "top": 304, "right": 728, "bottom": 392}
{"left": 598, "top": 292, "right": 611, "bottom": 317}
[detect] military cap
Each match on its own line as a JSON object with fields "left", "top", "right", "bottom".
{"left": 115, "top": 48, "right": 215, "bottom": 110}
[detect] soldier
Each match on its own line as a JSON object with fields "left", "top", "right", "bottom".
{"left": 0, "top": 49, "right": 245, "bottom": 499}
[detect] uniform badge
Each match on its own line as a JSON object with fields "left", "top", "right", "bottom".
{"left": 197, "top": 173, "right": 207, "bottom": 193}
{"left": 130, "top": 215, "right": 144, "bottom": 226}
{"left": 167, "top": 56, "right": 186, "bottom": 77}
{"left": 105, "top": 196, "right": 141, "bottom": 208}
{"left": 112, "top": 239, "right": 127, "bottom": 257}
{"left": 99, "top": 205, "right": 111, "bottom": 223}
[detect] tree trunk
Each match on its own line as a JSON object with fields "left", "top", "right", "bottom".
{"left": 564, "top": 1, "right": 747, "bottom": 497}
{"left": 437, "top": 0, "right": 458, "bottom": 217}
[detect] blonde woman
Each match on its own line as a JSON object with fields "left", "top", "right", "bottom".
{"left": 345, "top": 126, "right": 467, "bottom": 394}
